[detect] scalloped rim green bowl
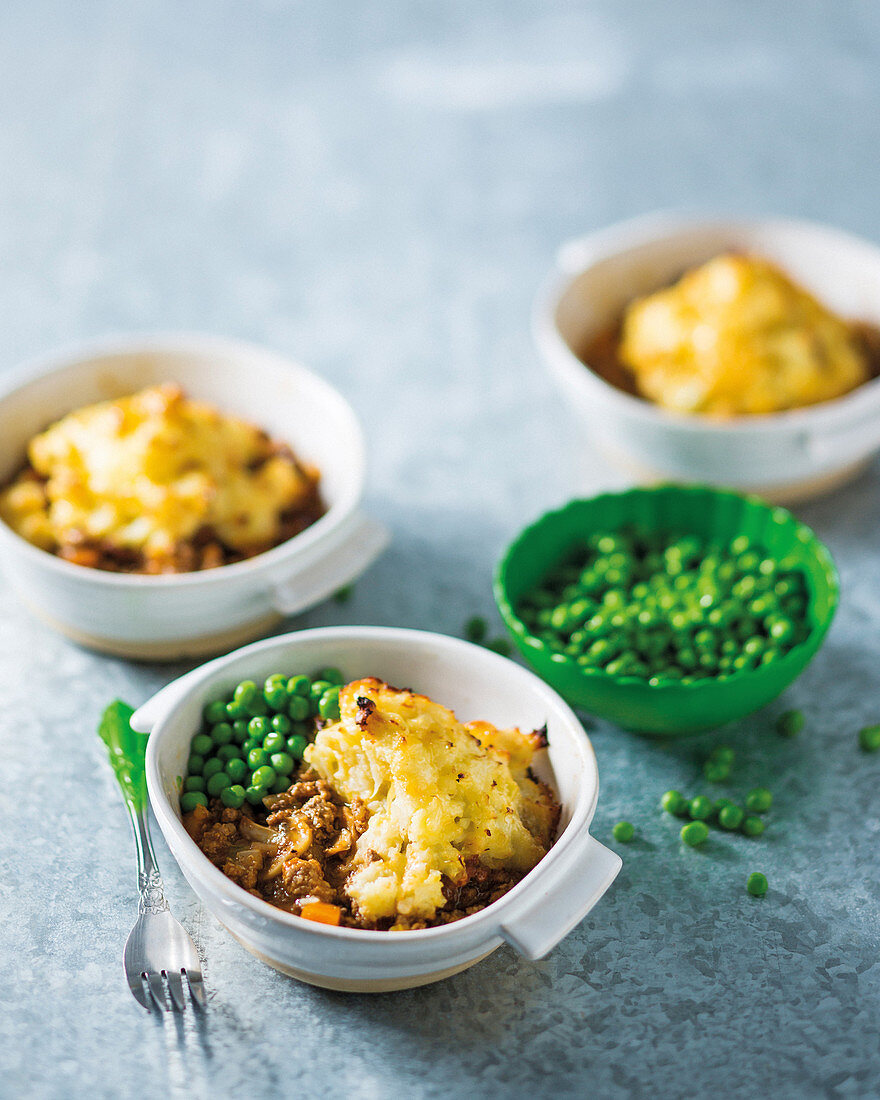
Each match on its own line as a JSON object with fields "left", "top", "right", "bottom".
{"left": 494, "top": 485, "right": 839, "bottom": 737}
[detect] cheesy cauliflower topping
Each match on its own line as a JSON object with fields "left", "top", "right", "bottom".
{"left": 618, "top": 254, "right": 869, "bottom": 416}
{"left": 0, "top": 384, "right": 323, "bottom": 572}
{"left": 305, "top": 678, "right": 558, "bottom": 927}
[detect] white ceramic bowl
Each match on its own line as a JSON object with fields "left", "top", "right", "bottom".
{"left": 133, "top": 626, "right": 622, "bottom": 993}
{"left": 536, "top": 213, "right": 880, "bottom": 502}
{"left": 0, "top": 335, "right": 389, "bottom": 658}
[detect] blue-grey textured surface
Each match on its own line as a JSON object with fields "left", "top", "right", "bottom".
{"left": 0, "top": 2, "right": 878, "bottom": 1098}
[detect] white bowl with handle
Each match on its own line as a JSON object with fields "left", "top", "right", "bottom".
{"left": 535, "top": 213, "right": 880, "bottom": 501}
{"left": 0, "top": 334, "right": 389, "bottom": 659}
{"left": 133, "top": 626, "right": 622, "bottom": 992}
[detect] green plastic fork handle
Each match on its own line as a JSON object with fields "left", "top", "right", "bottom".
{"left": 98, "top": 699, "right": 149, "bottom": 814}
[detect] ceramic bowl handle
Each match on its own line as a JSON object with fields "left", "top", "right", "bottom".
{"left": 499, "top": 834, "right": 621, "bottom": 961}
{"left": 270, "top": 513, "right": 389, "bottom": 616}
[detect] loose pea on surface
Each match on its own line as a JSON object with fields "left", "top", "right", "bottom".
{"left": 661, "top": 790, "right": 689, "bottom": 816}
{"left": 776, "top": 709, "right": 804, "bottom": 738}
{"left": 745, "top": 787, "right": 773, "bottom": 813}
{"left": 612, "top": 821, "right": 635, "bottom": 843}
{"left": 718, "top": 804, "right": 744, "bottom": 830}
{"left": 681, "top": 821, "right": 709, "bottom": 846}
{"left": 688, "top": 795, "right": 714, "bottom": 821}
{"left": 747, "top": 871, "right": 768, "bottom": 897}
{"left": 741, "top": 815, "right": 765, "bottom": 837}
{"left": 858, "top": 724, "right": 880, "bottom": 753}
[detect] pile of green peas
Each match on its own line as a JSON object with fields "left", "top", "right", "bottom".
{"left": 179, "top": 668, "right": 345, "bottom": 813}
{"left": 516, "top": 528, "right": 810, "bottom": 682}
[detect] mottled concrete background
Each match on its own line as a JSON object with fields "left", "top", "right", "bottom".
{"left": 0, "top": 2, "right": 878, "bottom": 1097}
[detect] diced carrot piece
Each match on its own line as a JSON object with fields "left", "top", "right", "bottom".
{"left": 299, "top": 902, "right": 342, "bottom": 926}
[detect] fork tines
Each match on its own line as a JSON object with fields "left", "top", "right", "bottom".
{"left": 136, "top": 968, "right": 206, "bottom": 1012}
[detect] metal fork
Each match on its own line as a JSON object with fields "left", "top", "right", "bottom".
{"left": 99, "top": 700, "right": 206, "bottom": 1013}
{"left": 122, "top": 799, "right": 207, "bottom": 1012}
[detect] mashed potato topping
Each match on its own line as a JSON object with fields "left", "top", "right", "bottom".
{"left": 0, "top": 384, "right": 323, "bottom": 572}
{"left": 305, "top": 678, "right": 558, "bottom": 926}
{"left": 618, "top": 254, "right": 869, "bottom": 416}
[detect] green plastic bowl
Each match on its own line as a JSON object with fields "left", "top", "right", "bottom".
{"left": 494, "top": 485, "right": 839, "bottom": 737}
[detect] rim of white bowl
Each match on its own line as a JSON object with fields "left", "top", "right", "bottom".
{"left": 145, "top": 626, "right": 601, "bottom": 944}
{"left": 0, "top": 332, "right": 366, "bottom": 587}
{"left": 535, "top": 210, "right": 880, "bottom": 434}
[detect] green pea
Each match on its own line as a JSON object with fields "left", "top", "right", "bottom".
{"left": 252, "top": 765, "right": 276, "bottom": 789}
{"left": 211, "top": 722, "right": 234, "bottom": 746}
{"left": 661, "top": 790, "right": 689, "bottom": 816}
{"left": 204, "top": 700, "right": 229, "bottom": 726}
{"left": 718, "top": 804, "right": 744, "bottom": 830}
{"left": 704, "top": 760, "right": 730, "bottom": 783}
{"left": 269, "top": 752, "right": 294, "bottom": 776}
{"left": 242, "top": 737, "right": 261, "bottom": 757}
{"left": 216, "top": 744, "right": 240, "bottom": 763}
{"left": 270, "top": 775, "right": 290, "bottom": 794}
{"left": 612, "top": 821, "right": 635, "bottom": 843}
{"left": 202, "top": 757, "right": 223, "bottom": 779}
{"left": 742, "top": 636, "right": 765, "bottom": 658}
{"left": 247, "top": 747, "right": 269, "bottom": 770}
{"left": 746, "top": 872, "right": 768, "bottom": 897}
{"left": 745, "top": 787, "right": 773, "bottom": 813}
{"left": 271, "top": 713, "right": 292, "bottom": 735}
{"left": 287, "top": 674, "right": 312, "bottom": 697}
{"left": 184, "top": 775, "right": 205, "bottom": 793}
{"left": 769, "top": 618, "right": 795, "bottom": 644}
{"left": 287, "top": 734, "right": 308, "bottom": 760}
{"left": 233, "top": 680, "right": 257, "bottom": 707}
{"left": 464, "top": 616, "right": 488, "bottom": 643}
{"left": 742, "top": 815, "right": 765, "bottom": 837}
{"left": 187, "top": 754, "right": 205, "bottom": 776}
{"left": 710, "top": 745, "right": 735, "bottom": 765}
{"left": 689, "top": 796, "right": 713, "bottom": 821}
{"left": 225, "top": 758, "right": 247, "bottom": 783}
{"left": 288, "top": 695, "right": 311, "bottom": 721}
{"left": 191, "top": 733, "right": 213, "bottom": 757}
{"left": 221, "top": 785, "right": 246, "bottom": 809}
{"left": 319, "top": 686, "right": 342, "bottom": 721}
{"left": 206, "top": 771, "right": 230, "bottom": 797}
{"left": 246, "top": 696, "right": 269, "bottom": 718}
{"left": 261, "top": 731, "right": 284, "bottom": 755}
{"left": 248, "top": 716, "right": 269, "bottom": 740}
{"left": 859, "top": 724, "right": 880, "bottom": 752}
{"left": 225, "top": 698, "right": 249, "bottom": 720}
{"left": 776, "top": 709, "right": 804, "bottom": 738}
{"left": 245, "top": 784, "right": 267, "bottom": 806}
{"left": 180, "top": 791, "right": 208, "bottom": 812}
{"left": 681, "top": 821, "right": 709, "bottom": 846}
{"left": 263, "top": 675, "right": 289, "bottom": 712}
{"left": 232, "top": 719, "right": 251, "bottom": 743}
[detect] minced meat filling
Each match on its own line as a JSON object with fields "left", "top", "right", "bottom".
{"left": 183, "top": 770, "right": 528, "bottom": 930}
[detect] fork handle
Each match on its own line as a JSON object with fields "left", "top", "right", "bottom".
{"left": 128, "top": 804, "right": 170, "bottom": 915}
